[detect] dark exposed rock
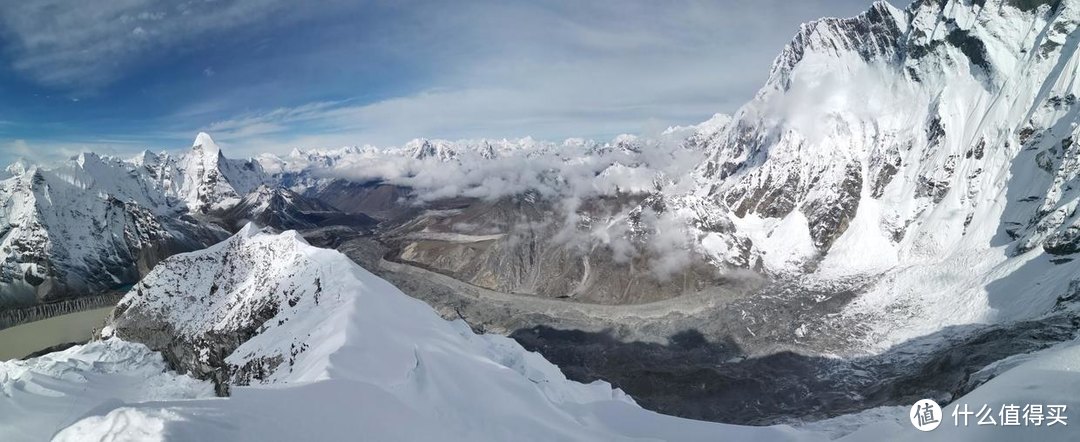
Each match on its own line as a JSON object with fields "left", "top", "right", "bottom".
{"left": 511, "top": 312, "right": 1080, "bottom": 425}
{"left": 946, "top": 28, "right": 991, "bottom": 74}
{"left": 870, "top": 145, "right": 902, "bottom": 198}
{"left": 304, "top": 179, "right": 415, "bottom": 221}
{"left": 926, "top": 116, "right": 946, "bottom": 148}
{"left": 1044, "top": 225, "right": 1080, "bottom": 255}
{"left": 803, "top": 162, "right": 863, "bottom": 251}
{"left": 1018, "top": 125, "right": 1038, "bottom": 146}
{"left": 1007, "top": 0, "right": 1062, "bottom": 12}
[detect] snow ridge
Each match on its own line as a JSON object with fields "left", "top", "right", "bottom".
{"left": 95, "top": 226, "right": 817, "bottom": 441}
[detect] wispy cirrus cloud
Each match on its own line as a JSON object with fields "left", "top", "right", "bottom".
{"left": 0, "top": 0, "right": 322, "bottom": 93}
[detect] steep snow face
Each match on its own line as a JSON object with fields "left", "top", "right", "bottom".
{"left": 699, "top": 0, "right": 1080, "bottom": 263}
{"left": 176, "top": 132, "right": 269, "bottom": 213}
{"left": 97, "top": 227, "right": 818, "bottom": 441}
{"left": 683, "top": 0, "right": 1080, "bottom": 347}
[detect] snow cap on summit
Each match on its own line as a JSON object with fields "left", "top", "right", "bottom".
{"left": 193, "top": 132, "right": 218, "bottom": 149}
{"left": 191, "top": 132, "right": 224, "bottom": 168}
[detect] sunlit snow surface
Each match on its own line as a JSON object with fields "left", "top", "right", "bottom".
{"left": 0, "top": 339, "right": 213, "bottom": 441}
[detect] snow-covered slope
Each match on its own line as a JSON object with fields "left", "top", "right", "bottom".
{"left": 73, "top": 226, "right": 815, "bottom": 441}
{"left": 0, "top": 339, "right": 213, "bottom": 441}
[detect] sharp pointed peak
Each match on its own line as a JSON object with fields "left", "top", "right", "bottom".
{"left": 194, "top": 132, "right": 217, "bottom": 148}
{"left": 190, "top": 132, "right": 226, "bottom": 164}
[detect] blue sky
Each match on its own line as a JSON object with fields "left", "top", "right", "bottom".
{"left": 0, "top": 0, "right": 879, "bottom": 165}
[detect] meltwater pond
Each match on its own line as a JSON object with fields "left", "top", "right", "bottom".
{"left": 0, "top": 306, "right": 113, "bottom": 361}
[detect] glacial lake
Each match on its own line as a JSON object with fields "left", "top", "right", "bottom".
{"left": 0, "top": 306, "right": 113, "bottom": 361}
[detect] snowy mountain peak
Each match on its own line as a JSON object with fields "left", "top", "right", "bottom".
{"left": 193, "top": 132, "right": 221, "bottom": 154}
{"left": 5, "top": 158, "right": 31, "bottom": 177}
{"left": 131, "top": 149, "right": 162, "bottom": 168}
{"left": 75, "top": 151, "right": 101, "bottom": 168}
{"left": 108, "top": 225, "right": 627, "bottom": 394}
{"left": 189, "top": 132, "right": 228, "bottom": 175}
{"left": 407, "top": 138, "right": 457, "bottom": 161}
{"left": 177, "top": 132, "right": 268, "bottom": 213}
